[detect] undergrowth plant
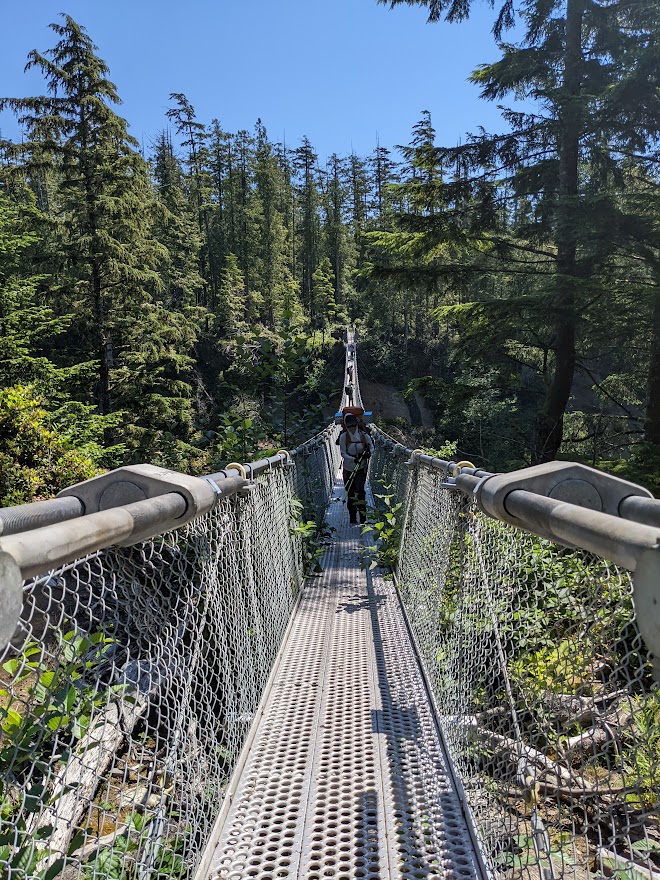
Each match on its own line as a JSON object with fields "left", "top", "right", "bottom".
{"left": 622, "top": 690, "right": 660, "bottom": 810}
{"left": 289, "top": 497, "right": 333, "bottom": 575}
{"left": 362, "top": 486, "right": 402, "bottom": 572}
{"left": 80, "top": 812, "right": 189, "bottom": 880}
{"left": 0, "top": 631, "right": 118, "bottom": 878}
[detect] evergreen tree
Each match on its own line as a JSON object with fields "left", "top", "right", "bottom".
{"left": 167, "top": 93, "right": 217, "bottom": 306}
{"left": 312, "top": 256, "right": 337, "bottom": 337}
{"left": 370, "top": 142, "right": 398, "bottom": 222}
{"left": 322, "top": 154, "right": 354, "bottom": 305}
{"left": 347, "top": 152, "right": 370, "bottom": 269}
{"left": 378, "top": 0, "right": 660, "bottom": 463}
{"left": 217, "top": 253, "right": 247, "bottom": 335}
{"left": 0, "top": 189, "right": 71, "bottom": 390}
{"left": 112, "top": 302, "right": 199, "bottom": 467}
{"left": 1, "top": 15, "right": 163, "bottom": 423}
{"left": 151, "top": 132, "right": 206, "bottom": 311}
{"left": 366, "top": 113, "right": 447, "bottom": 344}
{"left": 274, "top": 142, "right": 298, "bottom": 287}
{"left": 293, "top": 137, "right": 321, "bottom": 318}
{"left": 397, "top": 111, "right": 444, "bottom": 216}
{"left": 207, "top": 120, "right": 233, "bottom": 286}
{"left": 254, "top": 121, "right": 296, "bottom": 328}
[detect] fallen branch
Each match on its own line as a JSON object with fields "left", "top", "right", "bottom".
{"left": 558, "top": 700, "right": 633, "bottom": 761}
{"left": 477, "top": 726, "right": 595, "bottom": 792}
{"left": 71, "top": 821, "right": 132, "bottom": 863}
{"left": 559, "top": 725, "right": 611, "bottom": 759}
{"left": 539, "top": 689, "right": 631, "bottom": 729}
{"left": 441, "top": 715, "right": 596, "bottom": 793}
{"left": 598, "top": 847, "right": 660, "bottom": 880}
{"left": 27, "top": 659, "right": 163, "bottom": 872}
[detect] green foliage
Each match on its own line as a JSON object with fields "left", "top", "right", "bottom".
{"left": 361, "top": 0, "right": 660, "bottom": 469}
{"left": 289, "top": 497, "right": 333, "bottom": 575}
{"left": 80, "top": 813, "right": 189, "bottom": 880}
{"left": 0, "top": 7, "right": 657, "bottom": 486}
{"left": 621, "top": 690, "right": 660, "bottom": 810}
{"left": 418, "top": 439, "right": 458, "bottom": 460}
{"left": 0, "top": 191, "right": 73, "bottom": 393}
{"left": 0, "top": 632, "right": 117, "bottom": 765}
{"left": 0, "top": 386, "right": 98, "bottom": 505}
{"left": 0, "top": 819, "right": 84, "bottom": 880}
{"left": 311, "top": 257, "right": 337, "bottom": 328}
{"left": 599, "top": 444, "right": 660, "bottom": 498}
{"left": 206, "top": 412, "right": 275, "bottom": 467}
{"left": 493, "top": 832, "right": 570, "bottom": 873}
{"left": 229, "top": 321, "right": 326, "bottom": 448}
{"left": 0, "top": 631, "right": 118, "bottom": 878}
{"left": 363, "top": 486, "right": 403, "bottom": 571}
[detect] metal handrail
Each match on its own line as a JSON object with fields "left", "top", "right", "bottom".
{"left": 371, "top": 431, "right": 660, "bottom": 667}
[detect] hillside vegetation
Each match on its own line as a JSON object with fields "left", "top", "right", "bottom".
{"left": 1, "top": 5, "right": 659, "bottom": 502}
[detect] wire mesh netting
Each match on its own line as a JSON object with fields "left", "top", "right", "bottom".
{"left": 0, "top": 437, "right": 338, "bottom": 880}
{"left": 369, "top": 430, "right": 660, "bottom": 880}
{"left": 2, "top": 372, "right": 658, "bottom": 880}
{"left": 292, "top": 425, "right": 341, "bottom": 527}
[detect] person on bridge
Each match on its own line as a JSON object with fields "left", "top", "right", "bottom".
{"left": 340, "top": 412, "right": 374, "bottom": 524}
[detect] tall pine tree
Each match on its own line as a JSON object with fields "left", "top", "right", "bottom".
{"left": 1, "top": 15, "right": 163, "bottom": 424}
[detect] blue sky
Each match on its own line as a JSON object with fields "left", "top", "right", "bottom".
{"left": 1, "top": 0, "right": 513, "bottom": 162}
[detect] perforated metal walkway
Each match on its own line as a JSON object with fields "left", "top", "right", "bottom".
{"left": 199, "top": 476, "right": 483, "bottom": 880}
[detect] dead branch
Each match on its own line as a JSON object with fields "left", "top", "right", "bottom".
{"left": 27, "top": 660, "right": 163, "bottom": 872}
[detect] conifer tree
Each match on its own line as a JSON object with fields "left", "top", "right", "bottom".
{"left": 167, "top": 93, "right": 217, "bottom": 306}
{"left": 151, "top": 132, "right": 205, "bottom": 311}
{"left": 322, "top": 154, "right": 354, "bottom": 305}
{"left": 233, "top": 128, "right": 262, "bottom": 315}
{"left": 207, "top": 120, "right": 232, "bottom": 282}
{"left": 347, "top": 153, "right": 371, "bottom": 269}
{"left": 312, "top": 256, "right": 337, "bottom": 337}
{"left": 379, "top": 0, "right": 660, "bottom": 463}
{"left": 217, "top": 253, "right": 247, "bottom": 335}
{"left": 0, "top": 190, "right": 71, "bottom": 389}
{"left": 254, "top": 121, "right": 295, "bottom": 328}
{"left": 1, "top": 15, "right": 163, "bottom": 423}
{"left": 371, "top": 143, "right": 398, "bottom": 222}
{"left": 274, "top": 143, "right": 301, "bottom": 298}
{"left": 293, "top": 137, "right": 321, "bottom": 318}
{"left": 366, "top": 113, "right": 447, "bottom": 344}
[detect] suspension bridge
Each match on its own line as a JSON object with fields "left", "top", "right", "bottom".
{"left": 0, "top": 331, "right": 658, "bottom": 880}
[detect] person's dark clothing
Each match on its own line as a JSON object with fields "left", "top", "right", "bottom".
{"left": 343, "top": 466, "right": 367, "bottom": 523}
{"left": 339, "top": 424, "right": 374, "bottom": 524}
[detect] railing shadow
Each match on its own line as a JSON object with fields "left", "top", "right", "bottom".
{"left": 363, "top": 562, "right": 440, "bottom": 878}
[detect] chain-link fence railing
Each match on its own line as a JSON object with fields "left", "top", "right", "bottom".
{"left": 369, "top": 430, "right": 660, "bottom": 880}
{"left": 291, "top": 425, "right": 340, "bottom": 526}
{"left": 0, "top": 431, "right": 340, "bottom": 880}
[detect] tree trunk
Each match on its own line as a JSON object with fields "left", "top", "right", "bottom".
{"left": 533, "top": 0, "right": 583, "bottom": 464}
{"left": 415, "top": 289, "right": 424, "bottom": 342}
{"left": 93, "top": 261, "right": 111, "bottom": 421}
{"left": 644, "top": 279, "right": 660, "bottom": 445}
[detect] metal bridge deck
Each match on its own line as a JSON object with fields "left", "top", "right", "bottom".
{"left": 200, "top": 477, "right": 481, "bottom": 880}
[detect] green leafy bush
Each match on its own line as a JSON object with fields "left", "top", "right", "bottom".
{"left": 0, "top": 386, "right": 99, "bottom": 505}
{"left": 363, "top": 487, "right": 403, "bottom": 571}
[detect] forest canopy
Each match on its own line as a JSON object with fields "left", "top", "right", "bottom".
{"left": 0, "top": 7, "right": 659, "bottom": 504}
